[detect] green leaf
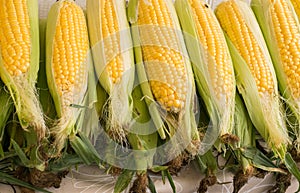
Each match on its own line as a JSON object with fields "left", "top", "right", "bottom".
{"left": 69, "top": 135, "right": 97, "bottom": 165}
{"left": 114, "top": 170, "right": 135, "bottom": 193}
{"left": 285, "top": 153, "right": 300, "bottom": 192}
{"left": 241, "top": 147, "right": 285, "bottom": 173}
{"left": 161, "top": 170, "right": 166, "bottom": 184}
{"left": 78, "top": 132, "right": 101, "bottom": 165}
{"left": 48, "top": 154, "right": 83, "bottom": 171}
{"left": 0, "top": 172, "right": 51, "bottom": 193}
{"left": 11, "top": 139, "right": 30, "bottom": 166}
{"left": 148, "top": 175, "right": 157, "bottom": 193}
{"left": 166, "top": 170, "right": 176, "bottom": 193}
{"left": 150, "top": 165, "right": 169, "bottom": 173}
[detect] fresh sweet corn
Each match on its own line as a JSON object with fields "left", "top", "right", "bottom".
{"left": 216, "top": 1, "right": 274, "bottom": 95}
{"left": 129, "top": 0, "right": 200, "bottom": 155}
{"left": 87, "top": 0, "right": 134, "bottom": 142}
{"left": 175, "top": 0, "right": 236, "bottom": 144}
{"left": 215, "top": 0, "right": 289, "bottom": 159}
{"left": 46, "top": 0, "right": 89, "bottom": 152}
{"left": 137, "top": 0, "right": 188, "bottom": 113}
{"left": 0, "top": 0, "right": 46, "bottom": 139}
{"left": 251, "top": 0, "right": 300, "bottom": 150}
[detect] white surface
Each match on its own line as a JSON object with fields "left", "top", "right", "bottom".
{"left": 0, "top": 164, "right": 298, "bottom": 193}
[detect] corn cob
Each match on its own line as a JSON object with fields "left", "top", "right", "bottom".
{"left": 0, "top": 0, "right": 46, "bottom": 139}
{"left": 128, "top": 0, "right": 200, "bottom": 157}
{"left": 251, "top": 0, "right": 300, "bottom": 150}
{"left": 215, "top": 0, "right": 289, "bottom": 159}
{"left": 87, "top": 0, "right": 135, "bottom": 143}
{"left": 46, "top": 0, "right": 89, "bottom": 152}
{"left": 175, "top": 0, "right": 236, "bottom": 147}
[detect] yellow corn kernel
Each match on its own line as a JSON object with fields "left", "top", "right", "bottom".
{"left": 52, "top": 1, "right": 89, "bottom": 97}
{"left": 188, "top": 0, "right": 234, "bottom": 102}
{"left": 0, "top": 0, "right": 30, "bottom": 77}
{"left": 137, "top": 0, "right": 188, "bottom": 112}
{"left": 291, "top": 0, "right": 300, "bottom": 18}
{"left": 270, "top": 0, "right": 300, "bottom": 100}
{"left": 216, "top": 0, "right": 274, "bottom": 96}
{"left": 101, "top": 0, "right": 124, "bottom": 84}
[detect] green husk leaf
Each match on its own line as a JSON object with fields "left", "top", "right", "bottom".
{"left": 220, "top": 0, "right": 289, "bottom": 159}
{"left": 175, "top": 0, "right": 236, "bottom": 152}
{"left": 76, "top": 46, "right": 98, "bottom": 138}
{"left": 11, "top": 139, "right": 30, "bottom": 167}
{"left": 11, "top": 139, "right": 45, "bottom": 171}
{"left": 196, "top": 149, "right": 217, "bottom": 175}
{"left": 234, "top": 94, "right": 255, "bottom": 149}
{"left": 114, "top": 169, "right": 135, "bottom": 193}
{"left": 38, "top": 18, "right": 56, "bottom": 120}
{"left": 127, "top": 84, "right": 158, "bottom": 170}
{"left": 77, "top": 132, "right": 102, "bottom": 165}
{"left": 233, "top": 93, "right": 255, "bottom": 173}
{"left": 0, "top": 82, "right": 13, "bottom": 156}
{"left": 45, "top": 1, "right": 62, "bottom": 118}
{"left": 69, "top": 135, "right": 98, "bottom": 165}
{"left": 241, "top": 147, "right": 285, "bottom": 173}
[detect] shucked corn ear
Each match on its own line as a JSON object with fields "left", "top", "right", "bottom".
{"left": 215, "top": 0, "right": 289, "bottom": 159}
{"left": 87, "top": 0, "right": 135, "bottom": 143}
{"left": 175, "top": 0, "right": 236, "bottom": 148}
{"left": 46, "top": 0, "right": 89, "bottom": 152}
{"left": 0, "top": 0, "right": 46, "bottom": 139}
{"left": 251, "top": 0, "right": 300, "bottom": 149}
{"left": 128, "top": 0, "right": 200, "bottom": 156}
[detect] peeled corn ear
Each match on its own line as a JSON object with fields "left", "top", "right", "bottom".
{"left": 87, "top": 0, "right": 135, "bottom": 143}
{"left": 251, "top": 0, "right": 300, "bottom": 149}
{"left": 46, "top": 0, "right": 89, "bottom": 152}
{"left": 175, "top": 0, "right": 236, "bottom": 149}
{"left": 0, "top": 0, "right": 46, "bottom": 139}
{"left": 215, "top": 0, "right": 289, "bottom": 159}
{"left": 129, "top": 0, "right": 200, "bottom": 156}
